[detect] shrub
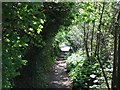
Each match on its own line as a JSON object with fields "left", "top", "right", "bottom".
{"left": 66, "top": 50, "right": 101, "bottom": 89}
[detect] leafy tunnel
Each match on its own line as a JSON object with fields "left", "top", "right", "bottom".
{"left": 2, "top": 2, "right": 120, "bottom": 90}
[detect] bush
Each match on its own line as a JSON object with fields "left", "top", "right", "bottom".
{"left": 2, "top": 3, "right": 45, "bottom": 88}
{"left": 66, "top": 50, "right": 101, "bottom": 89}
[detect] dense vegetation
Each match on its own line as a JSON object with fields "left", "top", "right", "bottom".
{"left": 2, "top": 2, "right": 77, "bottom": 88}
{"left": 55, "top": 2, "right": 114, "bottom": 89}
{"left": 2, "top": 2, "right": 120, "bottom": 90}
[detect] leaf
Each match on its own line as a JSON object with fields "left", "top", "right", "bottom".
{"left": 21, "top": 60, "right": 28, "bottom": 65}
{"left": 40, "top": 19, "right": 44, "bottom": 24}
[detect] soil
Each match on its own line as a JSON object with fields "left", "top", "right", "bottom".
{"left": 48, "top": 52, "right": 72, "bottom": 89}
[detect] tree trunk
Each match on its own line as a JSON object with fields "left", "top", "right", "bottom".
{"left": 83, "top": 22, "right": 89, "bottom": 58}
{"left": 91, "top": 21, "right": 95, "bottom": 52}
{"left": 95, "top": 2, "right": 110, "bottom": 90}
{"left": 117, "top": 34, "right": 120, "bottom": 89}
{"left": 112, "top": 9, "right": 120, "bottom": 90}
{"left": 112, "top": 23, "right": 118, "bottom": 89}
{"left": 116, "top": 10, "right": 120, "bottom": 89}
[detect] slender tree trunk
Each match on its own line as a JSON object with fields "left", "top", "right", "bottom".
{"left": 97, "top": 32, "right": 110, "bottom": 90}
{"left": 112, "top": 23, "right": 118, "bottom": 89}
{"left": 97, "top": 55, "right": 110, "bottom": 90}
{"left": 117, "top": 34, "right": 120, "bottom": 89}
{"left": 95, "top": 2, "right": 110, "bottom": 90}
{"left": 97, "top": 33, "right": 110, "bottom": 90}
{"left": 117, "top": 10, "right": 120, "bottom": 89}
{"left": 95, "top": 2, "right": 105, "bottom": 56}
{"left": 83, "top": 22, "right": 89, "bottom": 58}
{"left": 91, "top": 21, "right": 95, "bottom": 52}
{"left": 112, "top": 9, "right": 120, "bottom": 90}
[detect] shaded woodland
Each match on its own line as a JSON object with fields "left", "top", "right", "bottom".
{"left": 2, "top": 2, "right": 120, "bottom": 90}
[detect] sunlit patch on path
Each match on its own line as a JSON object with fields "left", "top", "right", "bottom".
{"left": 48, "top": 52, "right": 72, "bottom": 89}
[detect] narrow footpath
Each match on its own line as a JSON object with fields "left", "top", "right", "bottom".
{"left": 48, "top": 52, "right": 72, "bottom": 89}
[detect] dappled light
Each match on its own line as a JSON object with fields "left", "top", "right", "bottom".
{"left": 48, "top": 52, "right": 72, "bottom": 88}
{"left": 2, "top": 2, "right": 120, "bottom": 90}
{"left": 60, "top": 44, "right": 71, "bottom": 52}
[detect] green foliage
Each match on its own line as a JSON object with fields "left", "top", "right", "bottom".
{"left": 2, "top": 2, "right": 115, "bottom": 89}
{"left": 2, "top": 2, "right": 78, "bottom": 88}
{"left": 2, "top": 32, "right": 28, "bottom": 88}
{"left": 54, "top": 27, "right": 69, "bottom": 45}
{"left": 2, "top": 2, "right": 45, "bottom": 88}
{"left": 58, "top": 2, "right": 114, "bottom": 89}
{"left": 32, "top": 40, "right": 56, "bottom": 88}
{"left": 66, "top": 50, "right": 101, "bottom": 89}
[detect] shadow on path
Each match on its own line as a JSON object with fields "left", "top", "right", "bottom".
{"left": 48, "top": 52, "right": 72, "bottom": 89}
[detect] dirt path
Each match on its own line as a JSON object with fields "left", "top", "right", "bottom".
{"left": 48, "top": 52, "right": 72, "bottom": 89}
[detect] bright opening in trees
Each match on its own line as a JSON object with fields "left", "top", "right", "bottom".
{"left": 2, "top": 2, "right": 120, "bottom": 90}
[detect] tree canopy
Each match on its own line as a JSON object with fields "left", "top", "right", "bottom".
{"left": 2, "top": 2, "right": 120, "bottom": 89}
